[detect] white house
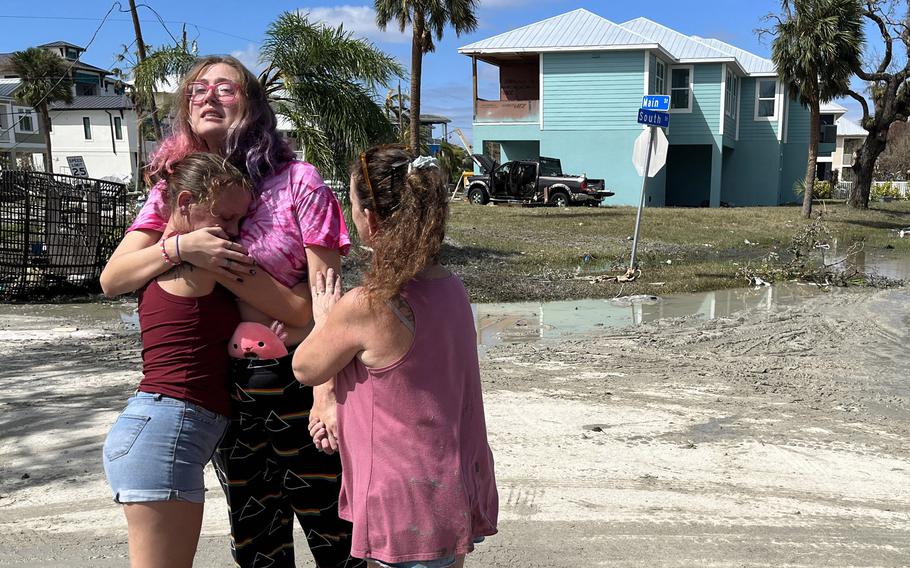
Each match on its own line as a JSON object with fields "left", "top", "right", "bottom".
{"left": 831, "top": 116, "right": 867, "bottom": 182}
{"left": 0, "top": 41, "right": 139, "bottom": 180}
{"left": 46, "top": 94, "right": 137, "bottom": 180}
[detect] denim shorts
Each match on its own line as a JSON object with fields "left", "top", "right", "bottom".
{"left": 102, "top": 392, "right": 229, "bottom": 504}
{"left": 368, "top": 538, "right": 485, "bottom": 568}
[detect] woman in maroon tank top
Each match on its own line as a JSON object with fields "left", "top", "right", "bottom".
{"left": 102, "top": 154, "right": 253, "bottom": 568}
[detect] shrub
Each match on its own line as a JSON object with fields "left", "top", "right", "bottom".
{"left": 793, "top": 179, "right": 832, "bottom": 199}
{"left": 813, "top": 180, "right": 832, "bottom": 199}
{"left": 871, "top": 181, "right": 903, "bottom": 200}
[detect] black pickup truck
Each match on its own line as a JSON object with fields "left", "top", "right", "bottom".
{"left": 466, "top": 155, "right": 613, "bottom": 207}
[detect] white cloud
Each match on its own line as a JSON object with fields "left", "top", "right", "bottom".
{"left": 231, "top": 44, "right": 265, "bottom": 74}
{"left": 301, "top": 5, "right": 410, "bottom": 44}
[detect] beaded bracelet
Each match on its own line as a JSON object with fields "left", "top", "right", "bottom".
{"left": 160, "top": 235, "right": 182, "bottom": 266}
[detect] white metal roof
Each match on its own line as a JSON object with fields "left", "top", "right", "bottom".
{"left": 820, "top": 101, "right": 848, "bottom": 115}
{"left": 621, "top": 18, "right": 730, "bottom": 60}
{"left": 458, "top": 9, "right": 655, "bottom": 54}
{"left": 691, "top": 37, "right": 776, "bottom": 74}
{"left": 460, "top": 10, "right": 776, "bottom": 76}
{"left": 836, "top": 117, "right": 867, "bottom": 137}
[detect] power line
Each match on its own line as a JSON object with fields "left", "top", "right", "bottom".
{"left": 0, "top": 14, "right": 260, "bottom": 44}
{"left": 0, "top": 2, "right": 121, "bottom": 147}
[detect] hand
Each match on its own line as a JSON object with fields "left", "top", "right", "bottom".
{"left": 309, "top": 390, "right": 339, "bottom": 454}
{"left": 311, "top": 268, "right": 342, "bottom": 326}
{"left": 179, "top": 226, "right": 254, "bottom": 279}
{"left": 308, "top": 418, "right": 331, "bottom": 453}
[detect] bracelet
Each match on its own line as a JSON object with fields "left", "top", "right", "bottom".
{"left": 174, "top": 234, "right": 182, "bottom": 264}
{"left": 160, "top": 235, "right": 182, "bottom": 266}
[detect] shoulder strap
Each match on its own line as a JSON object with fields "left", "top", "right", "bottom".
{"left": 385, "top": 297, "right": 415, "bottom": 334}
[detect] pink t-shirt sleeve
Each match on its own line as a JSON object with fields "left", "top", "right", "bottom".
{"left": 296, "top": 176, "right": 351, "bottom": 256}
{"left": 127, "top": 180, "right": 169, "bottom": 233}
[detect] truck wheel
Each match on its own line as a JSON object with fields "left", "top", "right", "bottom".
{"left": 468, "top": 187, "right": 488, "bottom": 205}
{"left": 549, "top": 191, "right": 569, "bottom": 207}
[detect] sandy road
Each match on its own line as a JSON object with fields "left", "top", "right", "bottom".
{"left": 1, "top": 289, "right": 908, "bottom": 567}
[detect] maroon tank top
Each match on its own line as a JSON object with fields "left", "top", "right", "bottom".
{"left": 136, "top": 279, "right": 239, "bottom": 416}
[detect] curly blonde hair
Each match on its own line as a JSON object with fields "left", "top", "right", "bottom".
{"left": 350, "top": 144, "right": 449, "bottom": 304}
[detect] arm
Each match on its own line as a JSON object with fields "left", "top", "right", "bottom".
{"left": 292, "top": 288, "right": 363, "bottom": 386}
{"left": 219, "top": 274, "right": 313, "bottom": 328}
{"left": 302, "top": 246, "right": 343, "bottom": 452}
{"left": 99, "top": 229, "right": 165, "bottom": 297}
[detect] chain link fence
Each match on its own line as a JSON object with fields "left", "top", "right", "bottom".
{"left": 0, "top": 171, "right": 129, "bottom": 300}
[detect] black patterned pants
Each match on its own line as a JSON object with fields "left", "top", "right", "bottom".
{"left": 213, "top": 355, "right": 363, "bottom": 568}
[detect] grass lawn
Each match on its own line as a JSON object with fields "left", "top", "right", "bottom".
{"left": 439, "top": 200, "right": 910, "bottom": 302}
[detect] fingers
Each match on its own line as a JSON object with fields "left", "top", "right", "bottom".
{"left": 315, "top": 271, "right": 326, "bottom": 295}
{"left": 325, "top": 429, "right": 339, "bottom": 452}
{"left": 332, "top": 270, "right": 342, "bottom": 298}
{"left": 270, "top": 321, "right": 287, "bottom": 341}
{"left": 211, "top": 266, "right": 245, "bottom": 283}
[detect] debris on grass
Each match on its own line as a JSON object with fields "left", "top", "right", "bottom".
{"left": 737, "top": 216, "right": 903, "bottom": 289}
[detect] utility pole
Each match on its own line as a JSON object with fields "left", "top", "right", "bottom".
{"left": 397, "top": 81, "right": 403, "bottom": 143}
{"left": 128, "top": 0, "right": 163, "bottom": 140}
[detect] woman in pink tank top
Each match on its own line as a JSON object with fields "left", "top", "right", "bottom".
{"left": 292, "top": 144, "right": 498, "bottom": 568}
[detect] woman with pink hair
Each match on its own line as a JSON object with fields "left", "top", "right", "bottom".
{"left": 100, "top": 55, "right": 359, "bottom": 568}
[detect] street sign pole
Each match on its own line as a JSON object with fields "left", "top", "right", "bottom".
{"left": 629, "top": 126, "right": 654, "bottom": 272}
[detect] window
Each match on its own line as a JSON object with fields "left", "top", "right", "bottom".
{"left": 83, "top": 117, "right": 92, "bottom": 140}
{"left": 670, "top": 67, "right": 692, "bottom": 111}
{"left": 725, "top": 69, "right": 738, "bottom": 118}
{"left": 843, "top": 138, "right": 861, "bottom": 166}
{"left": 755, "top": 79, "right": 778, "bottom": 119}
{"left": 114, "top": 116, "right": 123, "bottom": 140}
{"left": 14, "top": 108, "right": 37, "bottom": 133}
{"left": 654, "top": 60, "right": 666, "bottom": 95}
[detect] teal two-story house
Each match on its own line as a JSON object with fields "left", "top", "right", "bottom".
{"left": 459, "top": 9, "right": 813, "bottom": 207}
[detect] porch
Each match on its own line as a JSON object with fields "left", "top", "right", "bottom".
{"left": 470, "top": 54, "right": 540, "bottom": 124}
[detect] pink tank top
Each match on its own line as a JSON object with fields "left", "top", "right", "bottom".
{"left": 335, "top": 275, "right": 498, "bottom": 564}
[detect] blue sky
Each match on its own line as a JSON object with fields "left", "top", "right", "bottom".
{"left": 1, "top": 0, "right": 867, "bottom": 143}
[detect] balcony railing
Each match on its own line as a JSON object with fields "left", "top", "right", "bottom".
{"left": 474, "top": 99, "right": 540, "bottom": 123}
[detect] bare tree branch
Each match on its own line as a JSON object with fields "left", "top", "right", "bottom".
{"left": 864, "top": 4, "right": 894, "bottom": 75}
{"left": 846, "top": 89, "right": 872, "bottom": 123}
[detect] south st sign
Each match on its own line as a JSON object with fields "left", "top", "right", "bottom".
{"left": 628, "top": 95, "right": 671, "bottom": 272}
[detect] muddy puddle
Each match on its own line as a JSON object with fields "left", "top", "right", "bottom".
{"left": 477, "top": 249, "right": 910, "bottom": 347}
{"left": 474, "top": 283, "right": 821, "bottom": 347}
{"left": 824, "top": 245, "right": 910, "bottom": 281}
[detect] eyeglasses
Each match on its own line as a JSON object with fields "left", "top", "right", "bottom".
{"left": 186, "top": 81, "right": 241, "bottom": 105}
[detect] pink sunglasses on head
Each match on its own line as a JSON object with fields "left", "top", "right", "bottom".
{"left": 185, "top": 81, "right": 241, "bottom": 105}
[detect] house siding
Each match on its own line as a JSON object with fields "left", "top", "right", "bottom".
{"left": 718, "top": 78, "right": 785, "bottom": 206}
{"left": 779, "top": 97, "right": 811, "bottom": 203}
{"left": 543, "top": 51, "right": 644, "bottom": 131}
{"left": 667, "top": 63, "right": 722, "bottom": 145}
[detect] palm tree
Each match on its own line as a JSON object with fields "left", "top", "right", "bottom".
{"left": 384, "top": 86, "right": 410, "bottom": 142}
{"left": 10, "top": 47, "right": 73, "bottom": 172}
{"left": 132, "top": 44, "right": 198, "bottom": 136}
{"left": 770, "top": 0, "right": 863, "bottom": 218}
{"left": 375, "top": 0, "right": 479, "bottom": 154}
{"left": 260, "top": 11, "right": 404, "bottom": 179}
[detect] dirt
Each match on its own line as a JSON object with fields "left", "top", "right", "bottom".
{"left": 1, "top": 288, "right": 909, "bottom": 567}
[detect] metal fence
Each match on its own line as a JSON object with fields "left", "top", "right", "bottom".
{"left": 0, "top": 171, "right": 129, "bottom": 300}
{"left": 833, "top": 180, "right": 910, "bottom": 200}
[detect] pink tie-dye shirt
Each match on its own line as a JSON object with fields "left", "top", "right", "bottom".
{"left": 128, "top": 161, "right": 350, "bottom": 288}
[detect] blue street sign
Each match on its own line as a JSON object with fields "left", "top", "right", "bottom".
{"left": 637, "top": 108, "right": 670, "bottom": 128}
{"left": 641, "top": 95, "right": 671, "bottom": 111}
